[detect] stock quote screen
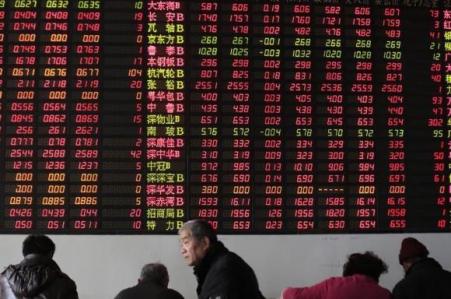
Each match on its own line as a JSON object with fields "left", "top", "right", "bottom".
{"left": 0, "top": 0, "right": 450, "bottom": 234}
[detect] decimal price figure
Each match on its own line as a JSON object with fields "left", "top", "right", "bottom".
{"left": 221, "top": 2, "right": 253, "bottom": 233}
{"left": 0, "top": 0, "right": 6, "bottom": 230}
{"left": 69, "top": 0, "right": 102, "bottom": 231}
{"left": 254, "top": 1, "right": 284, "bottom": 232}
{"left": 189, "top": 0, "right": 221, "bottom": 230}
{"left": 315, "top": 4, "right": 346, "bottom": 232}
{"left": 285, "top": 3, "right": 315, "bottom": 233}
{"left": 5, "top": 3, "right": 38, "bottom": 231}
{"left": 0, "top": 1, "right": 449, "bottom": 234}
{"left": 379, "top": 7, "right": 407, "bottom": 231}
{"left": 36, "top": 1, "right": 70, "bottom": 231}
{"left": 346, "top": 5, "right": 377, "bottom": 231}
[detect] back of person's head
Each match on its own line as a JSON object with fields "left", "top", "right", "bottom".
{"left": 398, "top": 237, "right": 429, "bottom": 265}
{"left": 22, "top": 235, "right": 55, "bottom": 257}
{"left": 179, "top": 219, "right": 218, "bottom": 243}
{"left": 140, "top": 263, "right": 169, "bottom": 288}
{"left": 343, "top": 251, "right": 388, "bottom": 282}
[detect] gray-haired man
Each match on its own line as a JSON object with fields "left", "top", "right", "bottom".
{"left": 114, "top": 263, "right": 184, "bottom": 299}
{"left": 179, "top": 219, "right": 265, "bottom": 299}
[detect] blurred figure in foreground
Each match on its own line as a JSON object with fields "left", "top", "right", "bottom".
{"left": 0, "top": 234, "right": 78, "bottom": 299}
{"left": 280, "top": 251, "right": 391, "bottom": 299}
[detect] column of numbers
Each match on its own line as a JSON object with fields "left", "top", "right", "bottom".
{"left": 189, "top": 1, "right": 221, "bottom": 229}
{"left": 316, "top": 5, "right": 346, "bottom": 232}
{"left": 444, "top": 7, "right": 451, "bottom": 229}
{"left": 428, "top": 8, "right": 447, "bottom": 230}
{"left": 70, "top": 0, "right": 101, "bottom": 231}
{"left": 380, "top": 7, "right": 407, "bottom": 231}
{"left": 0, "top": 0, "right": 5, "bottom": 229}
{"left": 5, "top": 1, "right": 38, "bottom": 231}
{"left": 285, "top": 4, "right": 315, "bottom": 232}
{"left": 346, "top": 5, "right": 377, "bottom": 231}
{"left": 253, "top": 1, "right": 284, "bottom": 232}
{"left": 100, "top": 0, "right": 145, "bottom": 232}
{"left": 222, "top": 2, "right": 252, "bottom": 232}
{"left": 37, "top": 0, "right": 69, "bottom": 230}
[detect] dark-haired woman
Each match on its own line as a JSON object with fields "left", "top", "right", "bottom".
{"left": 279, "top": 251, "right": 391, "bottom": 299}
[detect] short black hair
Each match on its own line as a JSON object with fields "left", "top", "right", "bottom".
{"left": 22, "top": 235, "right": 55, "bottom": 257}
{"left": 140, "top": 263, "right": 169, "bottom": 287}
{"left": 342, "top": 251, "right": 388, "bottom": 282}
{"left": 179, "top": 219, "right": 218, "bottom": 243}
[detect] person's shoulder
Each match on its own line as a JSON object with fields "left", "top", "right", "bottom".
{"left": 322, "top": 275, "right": 377, "bottom": 290}
{"left": 2, "top": 263, "right": 20, "bottom": 276}
{"left": 222, "top": 249, "right": 242, "bottom": 261}
{"left": 324, "top": 276, "right": 343, "bottom": 283}
{"left": 203, "top": 251, "right": 245, "bottom": 283}
{"left": 222, "top": 250, "right": 250, "bottom": 267}
{"left": 366, "top": 278, "right": 391, "bottom": 298}
{"left": 146, "top": 285, "right": 184, "bottom": 299}
{"left": 0, "top": 273, "right": 9, "bottom": 289}
{"left": 392, "top": 276, "right": 407, "bottom": 294}
{"left": 380, "top": 286, "right": 392, "bottom": 296}
{"left": 43, "top": 271, "right": 78, "bottom": 299}
{"left": 444, "top": 268, "right": 451, "bottom": 277}
{"left": 166, "top": 287, "right": 185, "bottom": 299}
{"left": 0, "top": 273, "right": 13, "bottom": 299}
{"left": 281, "top": 286, "right": 305, "bottom": 299}
{"left": 213, "top": 250, "right": 251, "bottom": 274}
{"left": 114, "top": 285, "right": 138, "bottom": 299}
{"left": 56, "top": 271, "right": 77, "bottom": 287}
{"left": 314, "top": 275, "right": 344, "bottom": 286}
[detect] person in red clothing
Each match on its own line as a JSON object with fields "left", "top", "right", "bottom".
{"left": 279, "top": 251, "right": 391, "bottom": 299}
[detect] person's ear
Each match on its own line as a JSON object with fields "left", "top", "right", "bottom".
{"left": 164, "top": 277, "right": 169, "bottom": 288}
{"left": 201, "top": 236, "right": 210, "bottom": 250}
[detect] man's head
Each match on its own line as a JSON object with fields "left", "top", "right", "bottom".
{"left": 22, "top": 235, "right": 55, "bottom": 258}
{"left": 398, "top": 237, "right": 429, "bottom": 272}
{"left": 139, "top": 263, "right": 169, "bottom": 288}
{"left": 342, "top": 251, "right": 388, "bottom": 282}
{"left": 178, "top": 219, "right": 217, "bottom": 266}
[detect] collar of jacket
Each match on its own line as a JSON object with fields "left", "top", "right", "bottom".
{"left": 406, "top": 257, "right": 442, "bottom": 276}
{"left": 23, "top": 254, "right": 50, "bottom": 262}
{"left": 21, "top": 254, "right": 60, "bottom": 270}
{"left": 137, "top": 279, "right": 165, "bottom": 288}
{"left": 4, "top": 254, "right": 60, "bottom": 297}
{"left": 193, "top": 241, "right": 228, "bottom": 283}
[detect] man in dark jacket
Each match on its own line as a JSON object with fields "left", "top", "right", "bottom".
{"left": 178, "top": 219, "right": 265, "bottom": 299}
{"left": 114, "top": 262, "right": 184, "bottom": 299}
{"left": 0, "top": 234, "right": 78, "bottom": 299}
{"left": 393, "top": 237, "right": 451, "bottom": 299}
